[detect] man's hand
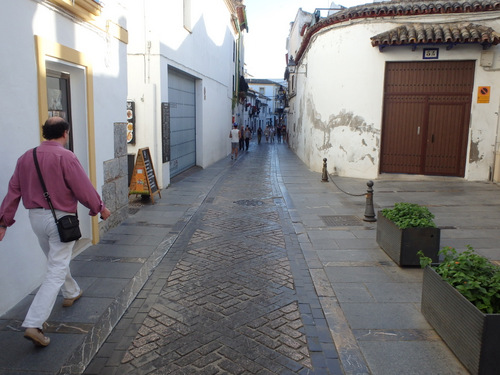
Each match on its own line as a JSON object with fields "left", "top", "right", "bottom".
{"left": 100, "top": 207, "right": 111, "bottom": 220}
{"left": 0, "top": 227, "right": 6, "bottom": 241}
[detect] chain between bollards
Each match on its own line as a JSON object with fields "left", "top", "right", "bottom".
{"left": 321, "top": 158, "right": 376, "bottom": 221}
{"left": 363, "top": 180, "right": 376, "bottom": 222}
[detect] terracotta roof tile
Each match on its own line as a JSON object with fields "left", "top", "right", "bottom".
{"left": 294, "top": 0, "right": 500, "bottom": 61}
{"left": 371, "top": 22, "right": 500, "bottom": 47}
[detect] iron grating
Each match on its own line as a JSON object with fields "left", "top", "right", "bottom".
{"left": 320, "top": 215, "right": 363, "bottom": 227}
{"left": 234, "top": 199, "right": 264, "bottom": 207}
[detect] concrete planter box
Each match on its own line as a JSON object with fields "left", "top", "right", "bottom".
{"left": 422, "top": 266, "right": 500, "bottom": 375}
{"left": 376, "top": 211, "right": 440, "bottom": 266}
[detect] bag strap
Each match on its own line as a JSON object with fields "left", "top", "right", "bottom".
{"left": 33, "top": 147, "right": 59, "bottom": 224}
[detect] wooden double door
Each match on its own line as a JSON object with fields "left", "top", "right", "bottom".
{"left": 380, "top": 61, "right": 475, "bottom": 177}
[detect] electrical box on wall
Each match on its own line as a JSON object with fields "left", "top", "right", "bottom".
{"left": 480, "top": 51, "right": 494, "bottom": 67}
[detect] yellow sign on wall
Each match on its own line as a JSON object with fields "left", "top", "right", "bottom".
{"left": 477, "top": 86, "right": 491, "bottom": 103}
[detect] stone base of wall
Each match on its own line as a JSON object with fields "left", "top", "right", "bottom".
{"left": 494, "top": 151, "right": 500, "bottom": 182}
{"left": 100, "top": 122, "right": 129, "bottom": 235}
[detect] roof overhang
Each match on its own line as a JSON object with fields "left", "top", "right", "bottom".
{"left": 371, "top": 22, "right": 500, "bottom": 51}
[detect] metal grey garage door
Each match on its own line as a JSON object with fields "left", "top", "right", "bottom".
{"left": 168, "top": 68, "right": 196, "bottom": 177}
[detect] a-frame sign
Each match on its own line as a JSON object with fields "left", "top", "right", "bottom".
{"left": 129, "top": 147, "right": 161, "bottom": 203}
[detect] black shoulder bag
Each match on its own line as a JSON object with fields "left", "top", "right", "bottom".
{"left": 33, "top": 148, "right": 81, "bottom": 243}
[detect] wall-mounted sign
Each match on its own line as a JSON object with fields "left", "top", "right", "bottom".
{"left": 423, "top": 48, "right": 439, "bottom": 60}
{"left": 477, "top": 86, "right": 491, "bottom": 103}
{"left": 161, "top": 103, "right": 170, "bottom": 163}
{"left": 126, "top": 100, "right": 135, "bottom": 144}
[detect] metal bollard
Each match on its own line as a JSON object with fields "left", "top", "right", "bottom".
{"left": 321, "top": 158, "right": 329, "bottom": 182}
{"left": 363, "top": 180, "right": 376, "bottom": 222}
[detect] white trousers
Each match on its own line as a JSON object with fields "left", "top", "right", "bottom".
{"left": 22, "top": 208, "right": 81, "bottom": 329}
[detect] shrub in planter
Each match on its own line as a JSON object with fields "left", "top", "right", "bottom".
{"left": 419, "top": 247, "right": 500, "bottom": 375}
{"left": 376, "top": 202, "right": 440, "bottom": 266}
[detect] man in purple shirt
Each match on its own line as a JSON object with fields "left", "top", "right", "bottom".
{"left": 0, "top": 117, "right": 111, "bottom": 347}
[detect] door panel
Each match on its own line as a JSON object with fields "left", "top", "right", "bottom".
{"left": 168, "top": 69, "right": 196, "bottom": 177}
{"left": 425, "top": 104, "right": 465, "bottom": 175}
{"left": 381, "top": 97, "right": 425, "bottom": 174}
{"left": 424, "top": 103, "right": 470, "bottom": 176}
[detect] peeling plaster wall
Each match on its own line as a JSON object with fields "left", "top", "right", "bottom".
{"left": 466, "top": 59, "right": 500, "bottom": 180}
{"left": 287, "top": 14, "right": 500, "bottom": 181}
{"left": 289, "top": 21, "right": 385, "bottom": 178}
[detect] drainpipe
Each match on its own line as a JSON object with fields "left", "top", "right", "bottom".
{"left": 479, "top": 50, "right": 500, "bottom": 181}
{"left": 493, "top": 106, "right": 500, "bottom": 182}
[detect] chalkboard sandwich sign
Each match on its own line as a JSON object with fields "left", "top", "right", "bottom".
{"left": 129, "top": 147, "right": 161, "bottom": 203}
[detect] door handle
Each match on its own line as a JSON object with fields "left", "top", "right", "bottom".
{"left": 417, "top": 126, "right": 420, "bottom": 135}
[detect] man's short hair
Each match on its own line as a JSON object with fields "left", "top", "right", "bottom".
{"left": 42, "top": 117, "right": 70, "bottom": 140}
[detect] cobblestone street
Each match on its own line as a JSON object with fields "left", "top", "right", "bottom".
{"left": 86, "top": 144, "right": 340, "bottom": 374}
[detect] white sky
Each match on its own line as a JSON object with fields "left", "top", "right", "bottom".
{"left": 244, "top": 0, "right": 370, "bottom": 79}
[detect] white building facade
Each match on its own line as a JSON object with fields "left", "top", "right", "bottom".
{"left": 238, "top": 88, "right": 269, "bottom": 132}
{"left": 126, "top": 0, "right": 248, "bottom": 186}
{"left": 0, "top": 0, "right": 129, "bottom": 315}
{"left": 248, "top": 79, "right": 287, "bottom": 129}
{"left": 286, "top": 1, "right": 500, "bottom": 182}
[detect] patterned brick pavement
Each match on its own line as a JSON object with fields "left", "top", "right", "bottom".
{"left": 85, "top": 144, "right": 341, "bottom": 374}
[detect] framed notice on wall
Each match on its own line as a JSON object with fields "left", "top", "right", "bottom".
{"left": 126, "top": 101, "right": 136, "bottom": 144}
{"left": 128, "top": 147, "right": 161, "bottom": 203}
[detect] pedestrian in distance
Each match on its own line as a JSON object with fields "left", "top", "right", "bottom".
{"left": 257, "top": 127, "right": 262, "bottom": 145}
{"left": 229, "top": 123, "right": 240, "bottom": 160}
{"left": 244, "top": 126, "right": 251, "bottom": 151}
{"left": 264, "top": 125, "right": 270, "bottom": 143}
{"left": 282, "top": 125, "right": 288, "bottom": 144}
{"left": 277, "top": 125, "right": 282, "bottom": 143}
{"left": 238, "top": 124, "right": 245, "bottom": 151}
{"left": 0, "top": 116, "right": 111, "bottom": 347}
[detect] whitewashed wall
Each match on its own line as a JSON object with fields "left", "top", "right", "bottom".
{"left": 0, "top": 0, "right": 127, "bottom": 315}
{"left": 287, "top": 9, "right": 313, "bottom": 62}
{"left": 127, "top": 0, "right": 239, "bottom": 188}
{"left": 288, "top": 14, "right": 500, "bottom": 181}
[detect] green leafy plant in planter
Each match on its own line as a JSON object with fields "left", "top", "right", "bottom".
{"left": 419, "top": 246, "right": 500, "bottom": 314}
{"left": 376, "top": 202, "right": 440, "bottom": 266}
{"left": 381, "top": 202, "right": 436, "bottom": 229}
{"left": 419, "top": 246, "right": 500, "bottom": 374}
